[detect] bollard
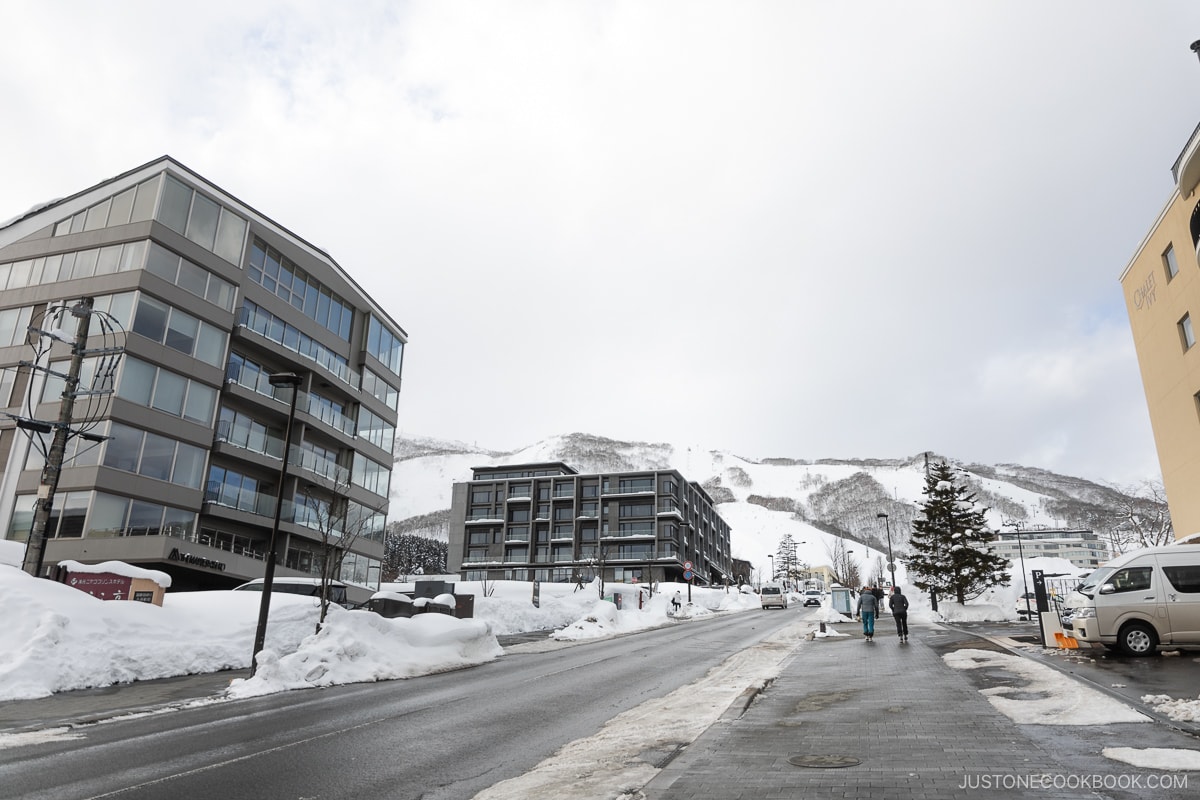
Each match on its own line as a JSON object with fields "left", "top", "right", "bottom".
{"left": 819, "top": 622, "right": 826, "bottom": 633}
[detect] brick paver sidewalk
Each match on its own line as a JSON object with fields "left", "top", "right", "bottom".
{"left": 641, "top": 616, "right": 1190, "bottom": 800}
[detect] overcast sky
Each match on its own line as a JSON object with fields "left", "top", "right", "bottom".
{"left": 3, "top": 2, "right": 1200, "bottom": 486}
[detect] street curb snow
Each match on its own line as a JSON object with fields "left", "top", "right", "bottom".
{"left": 940, "top": 622, "right": 1200, "bottom": 738}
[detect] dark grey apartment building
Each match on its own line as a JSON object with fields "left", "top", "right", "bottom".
{"left": 448, "top": 462, "right": 733, "bottom": 586}
{"left": 0, "top": 156, "right": 406, "bottom": 598}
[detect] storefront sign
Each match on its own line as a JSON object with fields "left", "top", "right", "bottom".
{"left": 168, "top": 548, "right": 226, "bottom": 571}
{"left": 67, "top": 572, "right": 132, "bottom": 601}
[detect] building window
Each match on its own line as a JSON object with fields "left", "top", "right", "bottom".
{"left": 361, "top": 368, "right": 400, "bottom": 413}
{"left": 130, "top": 294, "right": 227, "bottom": 367}
{"left": 1180, "top": 313, "right": 1196, "bottom": 351}
{"left": 145, "top": 243, "right": 237, "bottom": 312}
{"left": 1164, "top": 244, "right": 1180, "bottom": 280}
{"left": 366, "top": 315, "right": 404, "bottom": 377}
{"left": 248, "top": 238, "right": 354, "bottom": 340}
{"left": 102, "top": 422, "right": 206, "bottom": 489}
{"left": 156, "top": 174, "right": 248, "bottom": 265}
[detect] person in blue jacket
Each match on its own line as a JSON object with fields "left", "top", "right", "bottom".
{"left": 855, "top": 585, "right": 878, "bottom": 641}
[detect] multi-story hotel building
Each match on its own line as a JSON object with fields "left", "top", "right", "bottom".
{"left": 991, "top": 529, "right": 1109, "bottom": 571}
{"left": 0, "top": 156, "right": 406, "bottom": 599}
{"left": 1121, "top": 95, "right": 1200, "bottom": 540}
{"left": 448, "top": 462, "right": 733, "bottom": 586}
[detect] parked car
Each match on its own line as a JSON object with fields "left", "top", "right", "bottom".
{"left": 1062, "top": 544, "right": 1200, "bottom": 656}
{"left": 1015, "top": 592, "right": 1037, "bottom": 617}
{"left": 803, "top": 589, "right": 822, "bottom": 607}
{"left": 760, "top": 584, "right": 788, "bottom": 609}
{"left": 233, "top": 577, "right": 349, "bottom": 607}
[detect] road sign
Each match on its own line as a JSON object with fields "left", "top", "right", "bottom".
{"left": 887, "top": 562, "right": 896, "bottom": 572}
{"left": 684, "top": 570, "right": 694, "bottom": 580}
{"left": 683, "top": 560, "right": 693, "bottom": 571}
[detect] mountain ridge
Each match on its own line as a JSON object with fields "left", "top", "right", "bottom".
{"left": 389, "top": 432, "right": 1160, "bottom": 575}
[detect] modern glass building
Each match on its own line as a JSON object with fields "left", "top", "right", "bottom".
{"left": 0, "top": 156, "right": 406, "bottom": 600}
{"left": 448, "top": 462, "right": 733, "bottom": 586}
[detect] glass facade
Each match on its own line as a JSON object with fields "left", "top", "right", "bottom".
{"left": 367, "top": 315, "right": 403, "bottom": 376}
{"left": 248, "top": 238, "right": 354, "bottom": 340}
{"left": 1, "top": 159, "right": 401, "bottom": 598}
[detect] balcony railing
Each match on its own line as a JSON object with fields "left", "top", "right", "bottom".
{"left": 462, "top": 554, "right": 502, "bottom": 564}
{"left": 214, "top": 420, "right": 286, "bottom": 461}
{"left": 237, "top": 303, "right": 359, "bottom": 388}
{"left": 291, "top": 445, "right": 350, "bottom": 485}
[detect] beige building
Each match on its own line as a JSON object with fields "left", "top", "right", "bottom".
{"left": 1120, "top": 115, "right": 1200, "bottom": 540}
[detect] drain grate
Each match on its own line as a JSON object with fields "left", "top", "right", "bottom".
{"left": 788, "top": 754, "right": 862, "bottom": 769}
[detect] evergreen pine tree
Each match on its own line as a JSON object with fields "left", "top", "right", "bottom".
{"left": 775, "top": 534, "right": 797, "bottom": 584}
{"left": 906, "top": 461, "right": 1009, "bottom": 605}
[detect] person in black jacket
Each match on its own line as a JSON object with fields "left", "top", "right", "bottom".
{"left": 890, "top": 585, "right": 910, "bottom": 642}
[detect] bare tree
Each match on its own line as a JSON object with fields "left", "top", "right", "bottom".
{"left": 868, "top": 553, "right": 888, "bottom": 587}
{"left": 300, "top": 483, "right": 386, "bottom": 631}
{"left": 827, "top": 538, "right": 860, "bottom": 589}
{"left": 582, "top": 545, "right": 610, "bottom": 599}
{"left": 1108, "top": 480, "right": 1174, "bottom": 553}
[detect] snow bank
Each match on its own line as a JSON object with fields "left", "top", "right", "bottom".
{"left": 226, "top": 610, "right": 503, "bottom": 698}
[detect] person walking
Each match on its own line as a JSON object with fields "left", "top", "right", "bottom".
{"left": 855, "top": 585, "right": 878, "bottom": 641}
{"left": 891, "top": 585, "right": 910, "bottom": 642}
{"left": 872, "top": 584, "right": 886, "bottom": 613}
{"left": 671, "top": 591, "right": 682, "bottom": 615}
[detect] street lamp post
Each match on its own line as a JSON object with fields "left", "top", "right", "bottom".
{"left": 767, "top": 554, "right": 775, "bottom": 582}
{"left": 877, "top": 513, "right": 896, "bottom": 590}
{"left": 1006, "top": 520, "right": 1032, "bottom": 616}
{"left": 250, "top": 372, "right": 304, "bottom": 677}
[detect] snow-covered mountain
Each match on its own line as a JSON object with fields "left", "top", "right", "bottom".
{"left": 389, "top": 432, "right": 1149, "bottom": 579}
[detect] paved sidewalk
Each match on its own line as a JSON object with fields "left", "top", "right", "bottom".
{"left": 641, "top": 616, "right": 1198, "bottom": 800}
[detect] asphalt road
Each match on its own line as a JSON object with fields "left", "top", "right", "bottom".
{"left": 0, "top": 607, "right": 802, "bottom": 800}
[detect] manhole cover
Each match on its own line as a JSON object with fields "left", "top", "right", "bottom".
{"left": 788, "top": 754, "right": 862, "bottom": 769}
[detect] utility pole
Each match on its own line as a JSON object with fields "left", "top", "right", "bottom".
{"left": 24, "top": 298, "right": 93, "bottom": 578}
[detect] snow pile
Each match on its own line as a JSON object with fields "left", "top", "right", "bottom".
{"left": 227, "top": 610, "right": 502, "bottom": 698}
{"left": 944, "top": 649, "right": 1149, "bottom": 725}
{"left": 0, "top": 539, "right": 24, "bottom": 568}
{"left": 552, "top": 582, "right": 759, "bottom": 640}
{"left": 0, "top": 564, "right": 762, "bottom": 701}
{"left": 1142, "top": 693, "right": 1200, "bottom": 723}
{"left": 0, "top": 566, "right": 319, "bottom": 700}
{"left": 1103, "top": 747, "right": 1200, "bottom": 771}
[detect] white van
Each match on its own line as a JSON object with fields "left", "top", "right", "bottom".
{"left": 760, "top": 583, "right": 788, "bottom": 609}
{"left": 1063, "top": 544, "right": 1200, "bottom": 656}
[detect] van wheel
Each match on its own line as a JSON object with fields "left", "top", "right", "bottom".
{"left": 1118, "top": 622, "right": 1159, "bottom": 657}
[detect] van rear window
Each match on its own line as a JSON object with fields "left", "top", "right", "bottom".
{"left": 1163, "top": 565, "right": 1200, "bottom": 593}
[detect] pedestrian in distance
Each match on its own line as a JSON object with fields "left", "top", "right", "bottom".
{"left": 671, "top": 591, "right": 682, "bottom": 615}
{"left": 890, "top": 585, "right": 910, "bottom": 642}
{"left": 855, "top": 584, "right": 878, "bottom": 641}
{"left": 872, "top": 584, "right": 886, "bottom": 613}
